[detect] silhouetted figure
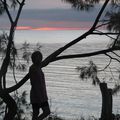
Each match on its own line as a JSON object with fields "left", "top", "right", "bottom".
{"left": 29, "top": 51, "right": 50, "bottom": 120}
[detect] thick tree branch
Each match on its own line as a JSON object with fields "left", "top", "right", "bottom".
{"left": 6, "top": 73, "right": 29, "bottom": 93}
{"left": 52, "top": 48, "right": 118, "bottom": 62}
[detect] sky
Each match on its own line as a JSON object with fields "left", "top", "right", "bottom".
{"left": 0, "top": 0, "right": 105, "bottom": 31}
{"left": 24, "top": 0, "right": 71, "bottom": 9}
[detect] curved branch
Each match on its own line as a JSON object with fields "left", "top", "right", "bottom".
{"left": 5, "top": 73, "right": 29, "bottom": 93}
{"left": 98, "top": 58, "right": 112, "bottom": 72}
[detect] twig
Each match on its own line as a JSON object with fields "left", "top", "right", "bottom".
{"left": 98, "top": 58, "right": 112, "bottom": 71}
{"left": 16, "top": 0, "right": 20, "bottom": 5}
{"left": 112, "top": 35, "right": 120, "bottom": 48}
{"left": 95, "top": 22, "right": 110, "bottom": 29}
{"left": 105, "top": 53, "right": 120, "bottom": 63}
{"left": 112, "top": 51, "right": 120, "bottom": 58}
{"left": 94, "top": 30, "right": 116, "bottom": 40}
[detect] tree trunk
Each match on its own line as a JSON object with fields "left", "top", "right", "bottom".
{"left": 99, "top": 83, "right": 113, "bottom": 120}
{"left": 0, "top": 90, "right": 17, "bottom": 120}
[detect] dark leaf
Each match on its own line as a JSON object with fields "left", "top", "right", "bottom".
{"left": 0, "top": 2, "right": 5, "bottom": 15}
{"left": 62, "top": 0, "right": 100, "bottom": 11}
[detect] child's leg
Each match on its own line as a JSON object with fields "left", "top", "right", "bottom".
{"left": 38, "top": 101, "right": 50, "bottom": 120}
{"left": 32, "top": 104, "right": 40, "bottom": 120}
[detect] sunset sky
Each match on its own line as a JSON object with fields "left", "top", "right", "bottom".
{"left": 0, "top": 0, "right": 104, "bottom": 31}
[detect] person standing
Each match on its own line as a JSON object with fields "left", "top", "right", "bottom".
{"left": 29, "top": 51, "right": 50, "bottom": 120}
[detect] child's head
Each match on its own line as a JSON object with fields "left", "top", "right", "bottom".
{"left": 31, "top": 51, "right": 43, "bottom": 65}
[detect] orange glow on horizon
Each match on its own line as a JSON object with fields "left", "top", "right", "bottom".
{"left": 16, "top": 26, "right": 32, "bottom": 30}
{"left": 32, "top": 27, "right": 82, "bottom": 31}
{"left": 16, "top": 26, "right": 83, "bottom": 31}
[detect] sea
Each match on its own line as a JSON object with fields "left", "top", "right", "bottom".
{"left": 1, "top": 30, "right": 120, "bottom": 119}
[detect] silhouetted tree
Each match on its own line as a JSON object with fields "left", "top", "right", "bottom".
{"left": 0, "top": 0, "right": 120, "bottom": 120}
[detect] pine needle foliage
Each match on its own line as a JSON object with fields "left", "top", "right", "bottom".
{"left": 76, "top": 61, "right": 100, "bottom": 85}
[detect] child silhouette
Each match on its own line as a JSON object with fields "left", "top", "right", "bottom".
{"left": 29, "top": 51, "right": 50, "bottom": 120}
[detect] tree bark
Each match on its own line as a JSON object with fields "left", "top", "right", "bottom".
{"left": 100, "top": 83, "right": 113, "bottom": 120}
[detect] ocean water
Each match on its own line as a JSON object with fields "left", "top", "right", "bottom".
{"left": 2, "top": 30, "right": 120, "bottom": 119}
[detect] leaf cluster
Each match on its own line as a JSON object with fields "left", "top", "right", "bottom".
{"left": 76, "top": 61, "right": 100, "bottom": 85}
{"left": 106, "top": 11, "right": 120, "bottom": 32}
{"left": 9, "top": 0, "right": 18, "bottom": 10}
{"left": 0, "top": 1, "right": 5, "bottom": 15}
{"left": 0, "top": 32, "right": 8, "bottom": 54}
{"left": 62, "top": 0, "right": 100, "bottom": 10}
{"left": 0, "top": 34, "right": 43, "bottom": 72}
{"left": 0, "top": 0, "right": 19, "bottom": 14}
{"left": 13, "top": 91, "right": 30, "bottom": 120}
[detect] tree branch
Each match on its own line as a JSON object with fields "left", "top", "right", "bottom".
{"left": 92, "top": 32, "right": 120, "bottom": 35}
{"left": 0, "top": 0, "right": 25, "bottom": 90}
{"left": 112, "top": 51, "right": 120, "bottom": 58}
{"left": 95, "top": 22, "right": 109, "bottom": 29}
{"left": 6, "top": 48, "right": 119, "bottom": 93}
{"left": 14, "top": 0, "right": 25, "bottom": 26}
{"left": 16, "top": 0, "right": 20, "bottom": 5}
{"left": 42, "top": 0, "right": 110, "bottom": 66}
{"left": 112, "top": 35, "right": 120, "bottom": 48}
{"left": 5, "top": 73, "right": 29, "bottom": 93}
{"left": 3, "top": 0, "right": 13, "bottom": 24}
{"left": 105, "top": 53, "right": 120, "bottom": 63}
{"left": 53, "top": 48, "right": 118, "bottom": 62}
{"left": 94, "top": 30, "right": 116, "bottom": 40}
{"left": 98, "top": 58, "right": 112, "bottom": 72}
{"left": 91, "top": 0, "right": 110, "bottom": 29}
